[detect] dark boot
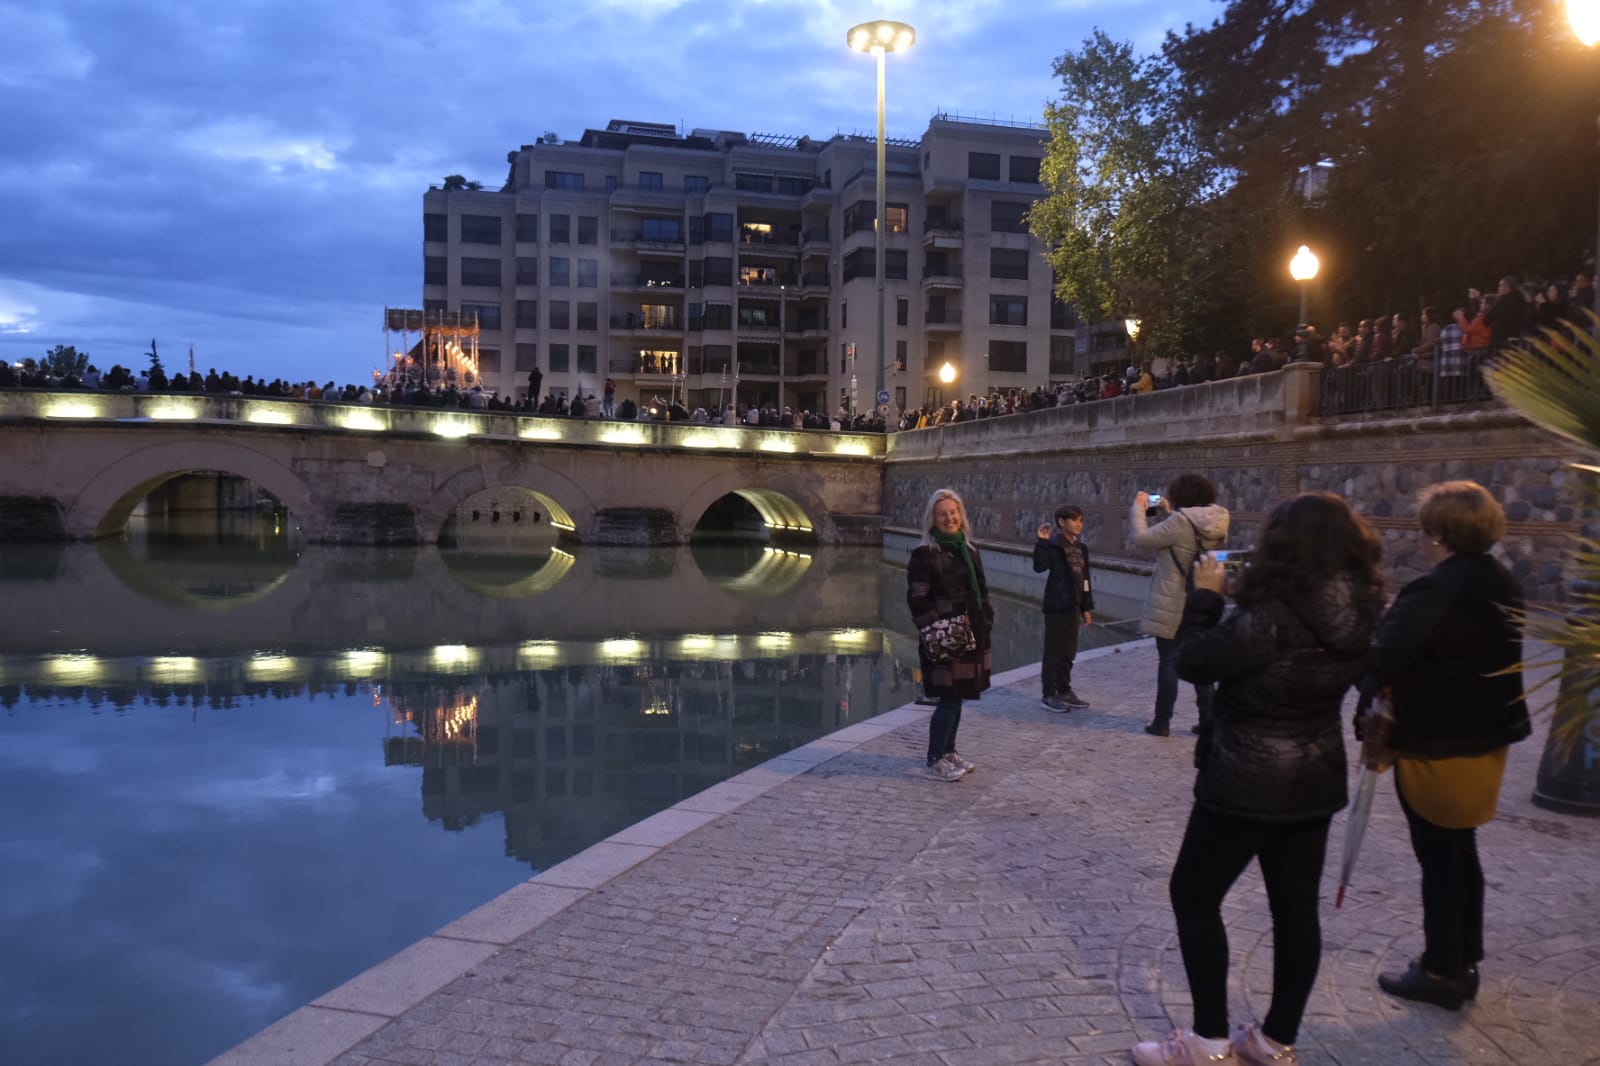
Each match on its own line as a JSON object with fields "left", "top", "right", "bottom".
{"left": 1378, "top": 960, "right": 1468, "bottom": 1011}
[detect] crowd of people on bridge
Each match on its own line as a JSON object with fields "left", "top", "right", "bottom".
{"left": 911, "top": 474, "right": 1531, "bottom": 1064}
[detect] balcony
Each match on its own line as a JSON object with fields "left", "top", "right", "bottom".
{"left": 611, "top": 274, "right": 685, "bottom": 292}
{"left": 611, "top": 227, "right": 686, "bottom": 254}
{"left": 785, "top": 355, "right": 831, "bottom": 378}
{"left": 800, "top": 228, "right": 831, "bottom": 254}
{"left": 607, "top": 354, "right": 682, "bottom": 378}
{"left": 736, "top": 318, "right": 782, "bottom": 335}
{"left": 924, "top": 309, "right": 963, "bottom": 331}
{"left": 923, "top": 218, "right": 964, "bottom": 249}
{"left": 923, "top": 267, "right": 964, "bottom": 290}
{"left": 737, "top": 274, "right": 797, "bottom": 290}
{"left": 608, "top": 313, "right": 683, "bottom": 334}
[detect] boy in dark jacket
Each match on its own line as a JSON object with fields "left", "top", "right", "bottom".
{"left": 1033, "top": 504, "right": 1095, "bottom": 711}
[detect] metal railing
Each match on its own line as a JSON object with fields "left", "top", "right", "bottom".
{"left": 1316, "top": 353, "right": 1497, "bottom": 417}
{"left": 610, "top": 274, "right": 684, "bottom": 289}
{"left": 925, "top": 309, "right": 963, "bottom": 326}
{"left": 608, "top": 314, "right": 682, "bottom": 331}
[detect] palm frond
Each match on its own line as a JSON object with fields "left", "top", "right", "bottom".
{"left": 1482, "top": 311, "right": 1600, "bottom": 455}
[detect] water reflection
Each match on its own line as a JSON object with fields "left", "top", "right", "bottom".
{"left": 0, "top": 528, "right": 1132, "bottom": 1066}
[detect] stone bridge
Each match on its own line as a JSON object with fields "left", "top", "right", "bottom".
{"left": 0, "top": 392, "right": 884, "bottom": 545}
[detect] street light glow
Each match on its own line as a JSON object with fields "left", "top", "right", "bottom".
{"left": 1289, "top": 244, "right": 1320, "bottom": 282}
{"left": 1571, "top": 0, "right": 1600, "bottom": 46}
{"left": 939, "top": 361, "right": 957, "bottom": 384}
{"left": 1124, "top": 318, "right": 1142, "bottom": 339}
{"left": 848, "top": 19, "right": 915, "bottom": 53}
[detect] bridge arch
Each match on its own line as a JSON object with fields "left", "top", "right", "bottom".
{"left": 676, "top": 469, "right": 835, "bottom": 544}
{"left": 63, "top": 439, "right": 318, "bottom": 540}
{"left": 418, "top": 461, "right": 595, "bottom": 545}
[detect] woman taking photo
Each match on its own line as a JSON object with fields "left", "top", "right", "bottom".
{"left": 1358, "top": 481, "right": 1531, "bottom": 1010}
{"left": 907, "top": 488, "right": 995, "bottom": 782}
{"left": 1132, "top": 493, "right": 1384, "bottom": 1066}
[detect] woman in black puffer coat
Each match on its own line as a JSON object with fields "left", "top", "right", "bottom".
{"left": 1131, "top": 493, "right": 1384, "bottom": 1066}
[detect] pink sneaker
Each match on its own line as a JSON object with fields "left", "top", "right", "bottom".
{"left": 1131, "top": 1029, "right": 1236, "bottom": 1065}
{"left": 1231, "top": 1025, "right": 1296, "bottom": 1065}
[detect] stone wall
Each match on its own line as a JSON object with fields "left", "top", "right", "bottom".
{"left": 885, "top": 365, "right": 1587, "bottom": 603}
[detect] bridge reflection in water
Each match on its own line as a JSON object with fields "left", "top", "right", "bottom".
{"left": 0, "top": 523, "right": 1134, "bottom": 1066}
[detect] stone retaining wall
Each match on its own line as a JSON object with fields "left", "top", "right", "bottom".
{"left": 885, "top": 365, "right": 1587, "bottom": 602}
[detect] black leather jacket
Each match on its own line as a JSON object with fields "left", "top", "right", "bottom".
{"left": 1176, "top": 576, "right": 1384, "bottom": 823}
{"left": 1032, "top": 533, "right": 1095, "bottom": 616}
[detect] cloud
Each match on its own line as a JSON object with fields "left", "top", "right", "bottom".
{"left": 0, "top": 6, "right": 94, "bottom": 85}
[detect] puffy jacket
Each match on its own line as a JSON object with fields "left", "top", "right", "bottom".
{"left": 1357, "top": 553, "right": 1532, "bottom": 758}
{"left": 907, "top": 541, "right": 996, "bottom": 700}
{"left": 1032, "top": 533, "right": 1095, "bottom": 615}
{"left": 1177, "top": 576, "right": 1385, "bottom": 823}
{"left": 1129, "top": 503, "right": 1230, "bottom": 639}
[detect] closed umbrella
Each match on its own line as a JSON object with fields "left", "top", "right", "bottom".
{"left": 1335, "top": 765, "right": 1380, "bottom": 908}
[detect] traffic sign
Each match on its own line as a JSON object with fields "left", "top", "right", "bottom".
{"left": 876, "top": 389, "right": 891, "bottom": 405}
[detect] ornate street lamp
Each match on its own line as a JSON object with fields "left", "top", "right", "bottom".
{"left": 1289, "top": 244, "right": 1320, "bottom": 327}
{"left": 938, "top": 361, "right": 957, "bottom": 384}
{"left": 848, "top": 19, "right": 915, "bottom": 422}
{"left": 1571, "top": 0, "right": 1600, "bottom": 296}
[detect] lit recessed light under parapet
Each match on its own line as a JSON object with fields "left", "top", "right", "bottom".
{"left": 246, "top": 654, "right": 297, "bottom": 681}
{"left": 245, "top": 406, "right": 296, "bottom": 425}
{"left": 148, "top": 656, "right": 201, "bottom": 683}
{"left": 431, "top": 420, "right": 474, "bottom": 439}
{"left": 43, "top": 402, "right": 99, "bottom": 419}
{"left": 430, "top": 644, "right": 475, "bottom": 668}
{"left": 46, "top": 655, "right": 105, "bottom": 683}
{"left": 519, "top": 425, "right": 562, "bottom": 441}
{"left": 340, "top": 410, "right": 387, "bottom": 432}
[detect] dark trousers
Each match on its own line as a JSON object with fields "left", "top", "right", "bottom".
{"left": 1154, "top": 636, "right": 1214, "bottom": 728}
{"left": 926, "top": 695, "right": 962, "bottom": 766}
{"left": 1397, "top": 779, "right": 1484, "bottom": 977}
{"left": 1041, "top": 612, "right": 1081, "bottom": 697}
{"left": 1169, "top": 806, "right": 1332, "bottom": 1046}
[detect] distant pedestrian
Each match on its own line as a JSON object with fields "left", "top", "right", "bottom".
{"left": 907, "top": 488, "right": 994, "bottom": 782}
{"left": 1033, "top": 504, "right": 1094, "bottom": 712}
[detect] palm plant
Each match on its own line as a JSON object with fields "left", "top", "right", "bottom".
{"left": 1481, "top": 311, "right": 1600, "bottom": 758}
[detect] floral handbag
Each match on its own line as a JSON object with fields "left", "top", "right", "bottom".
{"left": 919, "top": 613, "right": 977, "bottom": 663}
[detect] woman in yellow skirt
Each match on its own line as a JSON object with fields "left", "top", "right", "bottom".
{"left": 1357, "top": 481, "right": 1532, "bottom": 1010}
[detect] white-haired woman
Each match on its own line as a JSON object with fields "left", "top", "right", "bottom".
{"left": 907, "top": 487, "right": 995, "bottom": 781}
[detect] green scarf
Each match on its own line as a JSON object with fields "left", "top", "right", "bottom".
{"left": 931, "top": 528, "right": 984, "bottom": 615}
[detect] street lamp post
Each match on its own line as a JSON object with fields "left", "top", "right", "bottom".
{"left": 1289, "top": 244, "right": 1320, "bottom": 327}
{"left": 1571, "top": 0, "right": 1600, "bottom": 302}
{"left": 848, "top": 19, "right": 915, "bottom": 426}
{"left": 1123, "top": 317, "right": 1141, "bottom": 373}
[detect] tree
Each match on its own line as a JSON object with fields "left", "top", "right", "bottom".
{"left": 146, "top": 338, "right": 163, "bottom": 374}
{"left": 1031, "top": 32, "right": 1213, "bottom": 355}
{"left": 44, "top": 344, "right": 88, "bottom": 380}
{"left": 442, "top": 174, "right": 468, "bottom": 191}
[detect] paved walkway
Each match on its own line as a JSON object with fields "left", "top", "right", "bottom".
{"left": 217, "top": 640, "right": 1600, "bottom": 1066}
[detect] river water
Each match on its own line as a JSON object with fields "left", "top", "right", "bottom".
{"left": 0, "top": 517, "right": 1134, "bottom": 1066}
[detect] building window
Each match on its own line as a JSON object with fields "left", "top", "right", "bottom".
{"left": 702, "top": 304, "right": 732, "bottom": 330}
{"left": 991, "top": 201, "right": 1030, "bottom": 234}
{"left": 841, "top": 301, "right": 847, "bottom": 329}
{"left": 576, "top": 301, "right": 597, "bottom": 330}
{"left": 544, "top": 171, "right": 584, "bottom": 191}
{"left": 549, "top": 343, "right": 570, "bottom": 371}
{"left": 577, "top": 216, "right": 597, "bottom": 244}
{"left": 605, "top": 175, "right": 618, "bottom": 192}
{"left": 515, "top": 213, "right": 538, "bottom": 242}
{"left": 704, "top": 212, "right": 734, "bottom": 242}
{"left": 462, "top": 302, "right": 501, "bottom": 331}
{"left": 1050, "top": 336, "right": 1073, "bottom": 375}
{"left": 896, "top": 297, "right": 908, "bottom": 326}
{"left": 1051, "top": 300, "right": 1078, "bottom": 330}
{"left": 685, "top": 175, "right": 709, "bottom": 193}
{"left": 989, "top": 339, "right": 1028, "bottom": 372}
{"left": 1009, "top": 156, "right": 1042, "bottom": 184}
{"left": 424, "top": 214, "right": 446, "bottom": 242}
{"left": 991, "top": 248, "right": 1030, "bottom": 281}
{"left": 516, "top": 300, "right": 539, "bottom": 329}
{"left": 639, "top": 171, "right": 664, "bottom": 191}
{"left": 477, "top": 347, "right": 501, "bottom": 373}
{"left": 703, "top": 257, "right": 732, "bottom": 286}
{"left": 885, "top": 205, "right": 908, "bottom": 234}
{"left": 424, "top": 256, "right": 446, "bottom": 286}
{"left": 549, "top": 214, "right": 570, "bottom": 243}
{"left": 843, "top": 201, "right": 909, "bottom": 235}
{"left": 577, "top": 259, "right": 598, "bottom": 287}
{"left": 843, "top": 248, "right": 905, "bottom": 280}
{"left": 777, "top": 175, "right": 812, "bottom": 195}
{"left": 516, "top": 257, "right": 537, "bottom": 285}
{"left": 549, "top": 257, "right": 570, "bottom": 286}
{"left": 549, "top": 301, "right": 570, "bottom": 330}
{"left": 459, "top": 214, "right": 502, "bottom": 245}
{"left": 735, "top": 172, "right": 773, "bottom": 193}
{"left": 968, "top": 152, "right": 1001, "bottom": 180}
{"left": 460, "top": 257, "right": 501, "bottom": 287}
{"left": 927, "top": 339, "right": 945, "bottom": 364}
{"left": 424, "top": 298, "right": 446, "bottom": 313}
{"left": 515, "top": 343, "right": 539, "bottom": 371}
{"left": 989, "top": 296, "right": 1028, "bottom": 326}
{"left": 895, "top": 339, "right": 907, "bottom": 371}
{"left": 577, "top": 344, "right": 597, "bottom": 374}
{"left": 688, "top": 216, "right": 704, "bottom": 244}
{"left": 641, "top": 217, "right": 682, "bottom": 242}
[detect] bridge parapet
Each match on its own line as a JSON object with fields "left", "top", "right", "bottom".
{"left": 0, "top": 390, "right": 885, "bottom": 460}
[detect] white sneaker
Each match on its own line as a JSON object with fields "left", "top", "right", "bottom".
{"left": 923, "top": 755, "right": 965, "bottom": 782}
{"left": 1231, "top": 1025, "right": 1295, "bottom": 1065}
{"left": 1131, "top": 1029, "right": 1236, "bottom": 1066}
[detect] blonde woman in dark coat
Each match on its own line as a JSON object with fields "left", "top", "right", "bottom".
{"left": 907, "top": 488, "right": 995, "bottom": 781}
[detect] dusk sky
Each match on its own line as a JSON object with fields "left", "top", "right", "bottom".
{"left": 0, "top": 0, "right": 1221, "bottom": 386}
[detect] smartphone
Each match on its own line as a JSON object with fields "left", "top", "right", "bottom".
{"left": 1145, "top": 491, "right": 1164, "bottom": 519}
{"left": 1211, "top": 549, "right": 1252, "bottom": 570}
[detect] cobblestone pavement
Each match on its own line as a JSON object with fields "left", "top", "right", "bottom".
{"left": 317, "top": 640, "right": 1598, "bottom": 1066}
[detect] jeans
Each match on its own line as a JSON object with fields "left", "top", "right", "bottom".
{"left": 1154, "top": 636, "right": 1214, "bottom": 728}
{"left": 1041, "top": 613, "right": 1081, "bottom": 697}
{"left": 926, "top": 695, "right": 962, "bottom": 766}
{"left": 1170, "top": 806, "right": 1332, "bottom": 1045}
{"left": 1397, "top": 779, "right": 1484, "bottom": 977}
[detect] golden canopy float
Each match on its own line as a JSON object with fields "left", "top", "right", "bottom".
{"left": 382, "top": 683, "right": 481, "bottom": 768}
{"left": 381, "top": 307, "right": 486, "bottom": 394}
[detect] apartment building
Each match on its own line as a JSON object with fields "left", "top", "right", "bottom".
{"left": 420, "top": 113, "right": 1079, "bottom": 414}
